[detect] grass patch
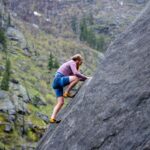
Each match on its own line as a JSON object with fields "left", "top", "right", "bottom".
{"left": 27, "top": 129, "right": 38, "bottom": 142}
{"left": 0, "top": 114, "right": 6, "bottom": 122}
{"left": 27, "top": 114, "right": 46, "bottom": 127}
{"left": 39, "top": 104, "right": 54, "bottom": 117}
{"left": 27, "top": 103, "right": 39, "bottom": 112}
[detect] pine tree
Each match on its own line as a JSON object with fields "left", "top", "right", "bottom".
{"left": 6, "top": 58, "right": 11, "bottom": 75}
{"left": 48, "top": 53, "right": 54, "bottom": 71}
{"left": 71, "top": 16, "right": 78, "bottom": 34}
{"left": 48, "top": 53, "right": 60, "bottom": 71}
{"left": 86, "top": 28, "right": 96, "bottom": 48}
{"left": 1, "top": 59, "right": 11, "bottom": 91}
{"left": 80, "top": 18, "right": 88, "bottom": 41}
{"left": 79, "top": 17, "right": 106, "bottom": 51}
{"left": 0, "top": 29, "right": 7, "bottom": 51}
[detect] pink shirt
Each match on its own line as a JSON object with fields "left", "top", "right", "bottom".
{"left": 57, "top": 60, "right": 87, "bottom": 81}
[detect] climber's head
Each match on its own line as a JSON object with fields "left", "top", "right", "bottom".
{"left": 71, "top": 54, "right": 83, "bottom": 67}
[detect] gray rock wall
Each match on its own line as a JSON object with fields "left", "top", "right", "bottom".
{"left": 36, "top": 2, "right": 150, "bottom": 150}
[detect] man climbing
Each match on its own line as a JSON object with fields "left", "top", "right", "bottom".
{"left": 50, "top": 54, "right": 88, "bottom": 123}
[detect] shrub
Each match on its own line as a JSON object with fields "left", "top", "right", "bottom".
{"left": 1, "top": 59, "right": 11, "bottom": 91}
{"left": 48, "top": 53, "right": 59, "bottom": 71}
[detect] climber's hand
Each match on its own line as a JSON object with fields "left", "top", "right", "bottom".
{"left": 87, "top": 76, "right": 92, "bottom": 79}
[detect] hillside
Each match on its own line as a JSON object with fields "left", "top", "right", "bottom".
{"left": 4, "top": 0, "right": 148, "bottom": 53}
{"left": 36, "top": 2, "right": 150, "bottom": 150}
{"left": 6, "top": 0, "right": 148, "bottom": 35}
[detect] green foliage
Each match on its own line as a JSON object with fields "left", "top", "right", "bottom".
{"left": 95, "top": 35, "right": 105, "bottom": 51}
{"left": 71, "top": 16, "right": 78, "bottom": 34}
{"left": 48, "top": 53, "right": 54, "bottom": 70}
{"left": 48, "top": 53, "right": 59, "bottom": 71}
{"left": 1, "top": 59, "right": 11, "bottom": 91}
{"left": 5, "top": 58, "right": 11, "bottom": 76}
{"left": 0, "top": 142, "right": 5, "bottom": 150}
{"left": 1, "top": 70, "right": 9, "bottom": 91}
{"left": 86, "top": 28, "right": 96, "bottom": 48}
{"left": 27, "top": 129, "right": 38, "bottom": 142}
{"left": 32, "top": 95, "right": 40, "bottom": 106}
{"left": 86, "top": 13, "right": 94, "bottom": 25}
{"left": 27, "top": 114, "right": 46, "bottom": 127}
{"left": 79, "top": 18, "right": 105, "bottom": 51}
{"left": 0, "top": 29, "right": 7, "bottom": 51}
{"left": 80, "top": 18, "right": 88, "bottom": 41}
{"left": 0, "top": 114, "right": 6, "bottom": 122}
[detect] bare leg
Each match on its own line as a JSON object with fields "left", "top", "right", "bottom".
{"left": 51, "top": 76, "right": 79, "bottom": 120}
{"left": 65, "top": 76, "right": 79, "bottom": 93}
{"left": 51, "top": 96, "right": 64, "bottom": 119}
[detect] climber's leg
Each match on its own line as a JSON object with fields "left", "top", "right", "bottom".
{"left": 63, "top": 76, "right": 80, "bottom": 98}
{"left": 50, "top": 75, "right": 80, "bottom": 123}
{"left": 50, "top": 96, "right": 64, "bottom": 123}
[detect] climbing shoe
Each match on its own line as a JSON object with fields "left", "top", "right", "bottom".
{"left": 50, "top": 118, "right": 61, "bottom": 124}
{"left": 63, "top": 92, "right": 74, "bottom": 98}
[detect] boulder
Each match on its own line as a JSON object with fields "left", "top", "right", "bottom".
{"left": 11, "top": 94, "right": 29, "bottom": 115}
{"left": 10, "top": 83, "right": 31, "bottom": 103}
{"left": 0, "top": 91, "right": 15, "bottom": 113}
{"left": 0, "top": 90, "right": 7, "bottom": 99}
{"left": 6, "top": 27, "right": 27, "bottom": 49}
{"left": 8, "top": 109, "right": 16, "bottom": 115}
{"left": 19, "top": 85, "right": 31, "bottom": 103}
{"left": 36, "top": 2, "right": 150, "bottom": 150}
{"left": 7, "top": 115, "right": 16, "bottom": 122}
{"left": 0, "top": 65, "right": 5, "bottom": 71}
{"left": 4, "top": 124, "right": 13, "bottom": 133}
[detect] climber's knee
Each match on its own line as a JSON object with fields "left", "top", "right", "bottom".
{"left": 69, "top": 76, "right": 79, "bottom": 82}
{"left": 57, "top": 96, "right": 64, "bottom": 106}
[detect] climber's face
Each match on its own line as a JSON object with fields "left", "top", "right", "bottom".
{"left": 79, "top": 60, "right": 83, "bottom": 66}
{"left": 76, "top": 59, "right": 83, "bottom": 66}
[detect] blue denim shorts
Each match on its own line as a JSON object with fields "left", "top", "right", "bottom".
{"left": 52, "top": 72, "right": 70, "bottom": 97}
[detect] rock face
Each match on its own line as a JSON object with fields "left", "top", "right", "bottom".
{"left": 7, "top": 27, "right": 27, "bottom": 49}
{"left": 0, "top": 90, "right": 15, "bottom": 112}
{"left": 36, "top": 2, "right": 150, "bottom": 150}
